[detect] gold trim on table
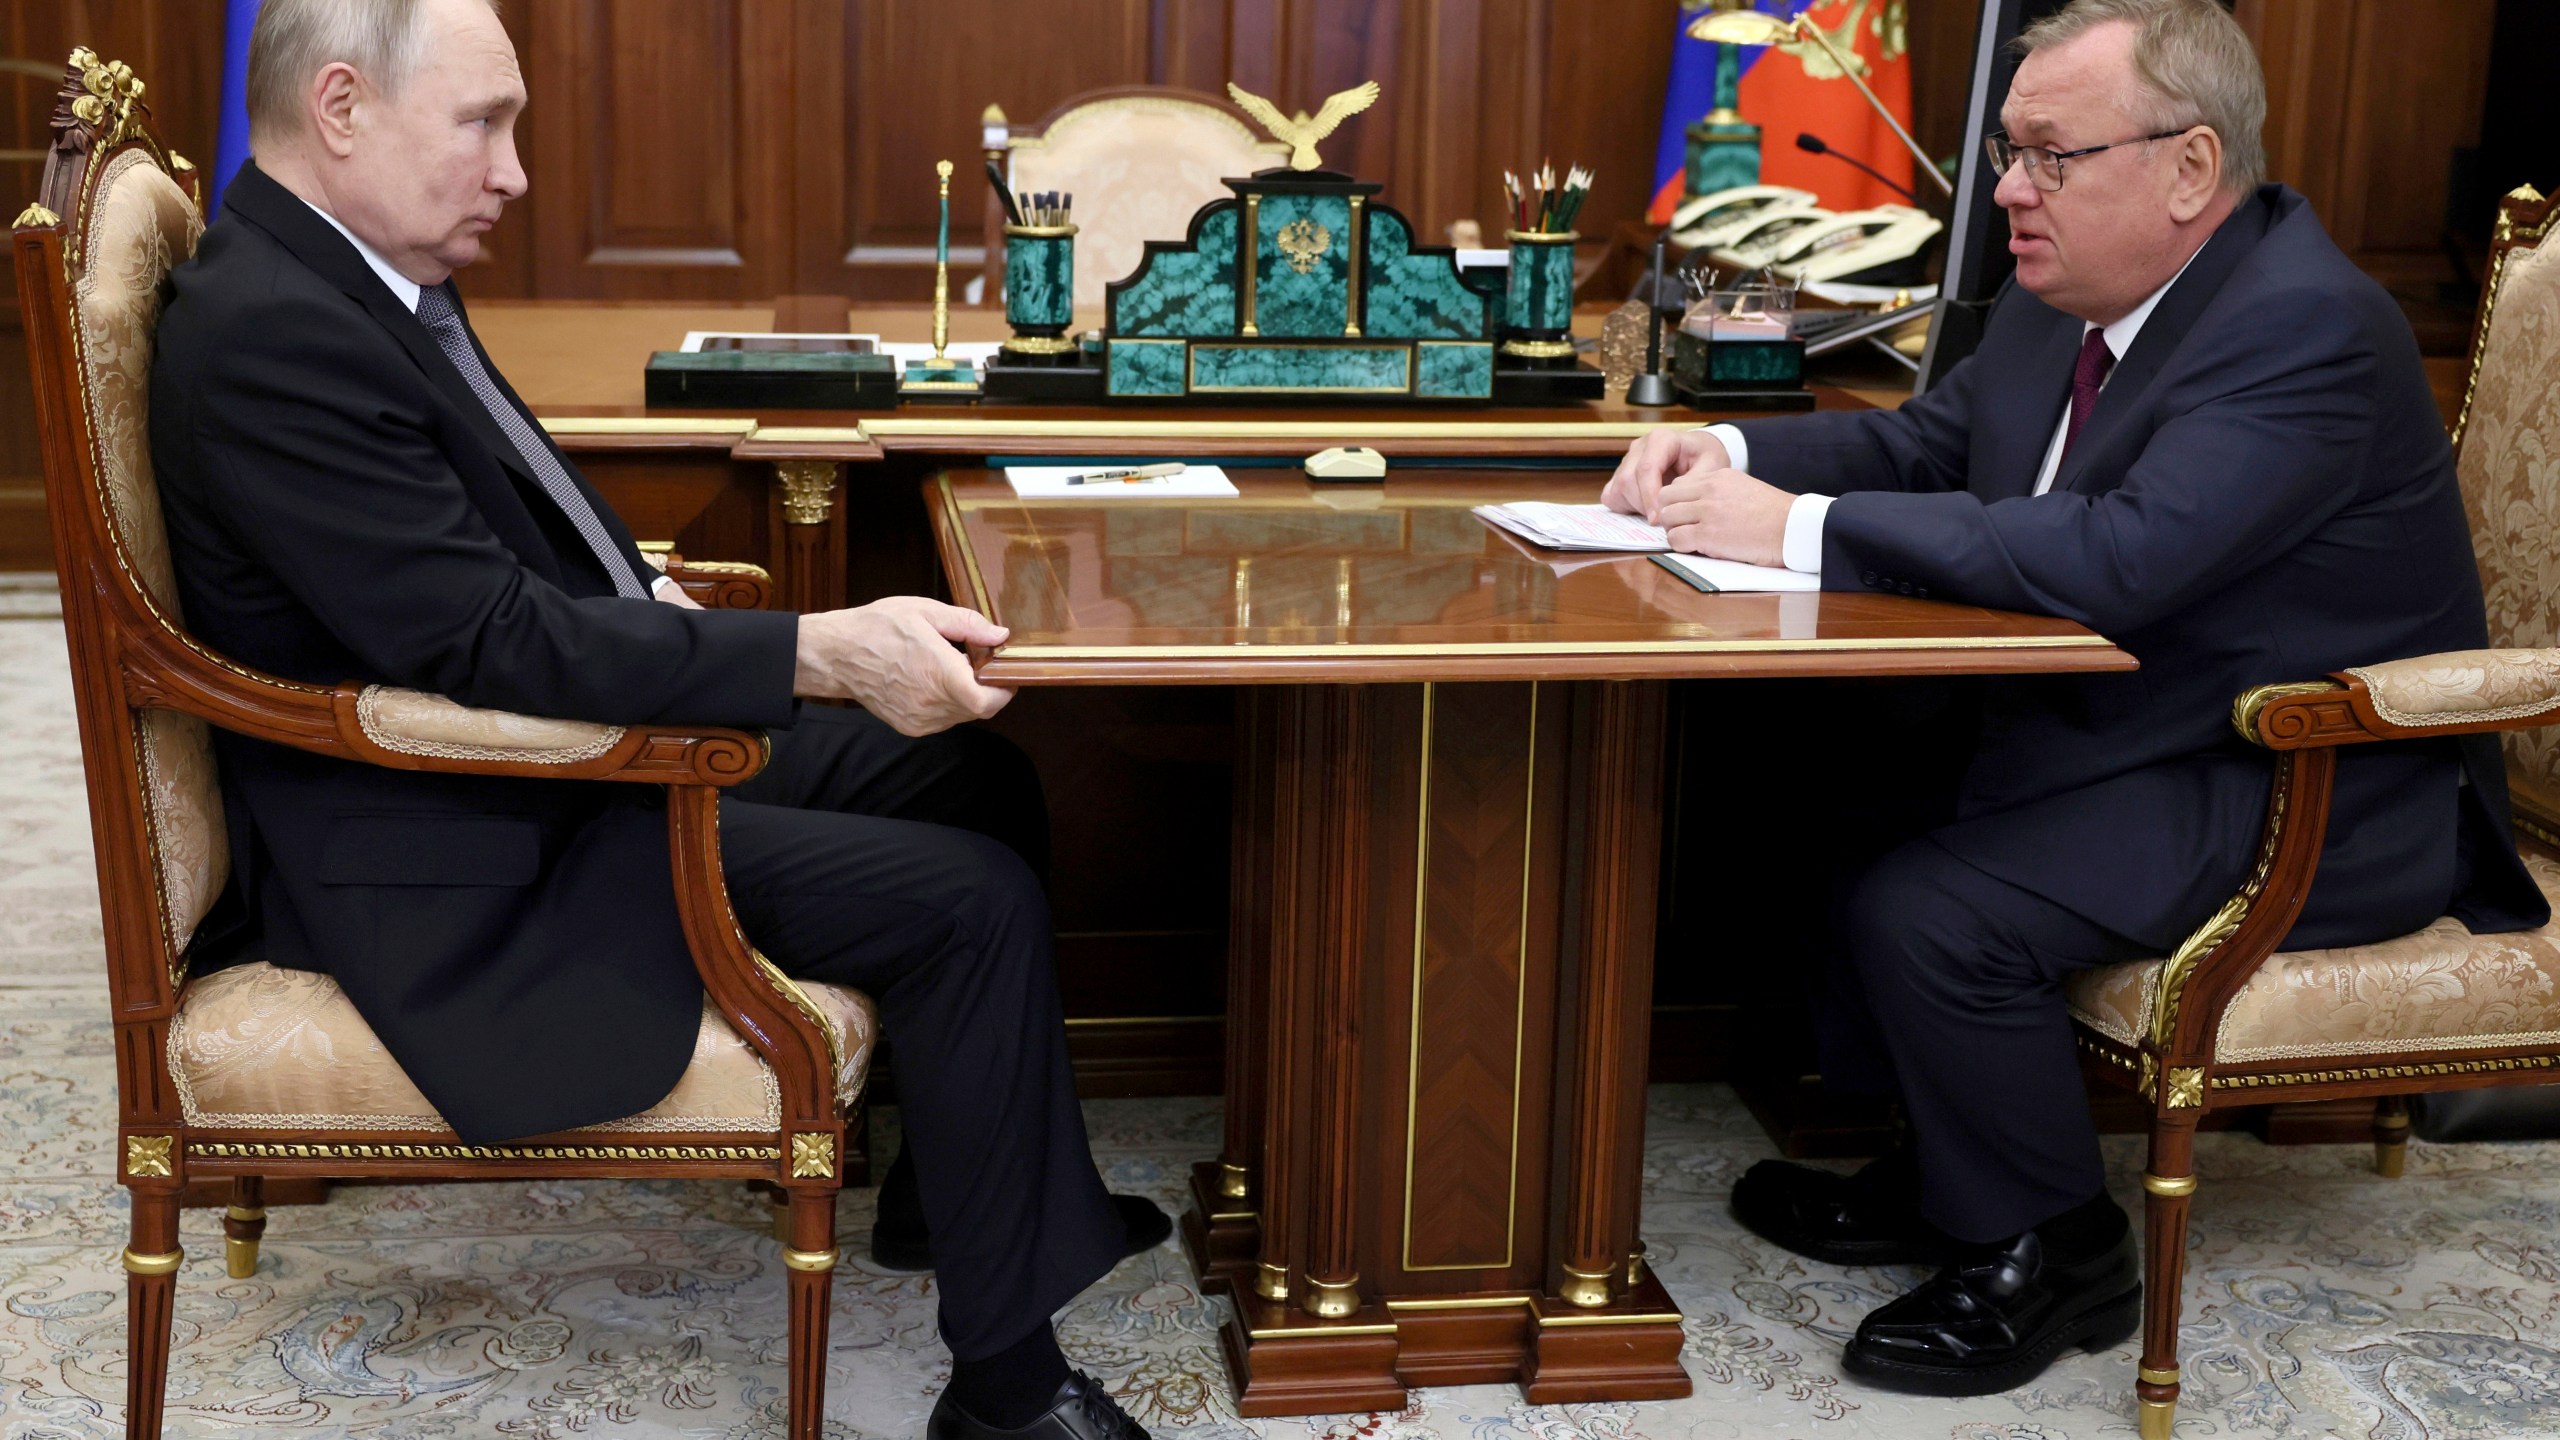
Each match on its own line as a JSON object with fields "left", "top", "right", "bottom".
{"left": 867, "top": 418, "right": 1664, "bottom": 439}
{"left": 538, "top": 417, "right": 758, "bottom": 436}
{"left": 997, "top": 636, "right": 2119, "bottom": 660}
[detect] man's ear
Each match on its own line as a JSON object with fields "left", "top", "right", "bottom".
{"left": 310, "top": 62, "right": 363, "bottom": 159}
{"left": 2167, "top": 128, "right": 2224, "bottom": 223}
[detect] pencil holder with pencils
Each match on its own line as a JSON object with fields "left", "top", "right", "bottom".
{"left": 1001, "top": 224, "right": 1078, "bottom": 358}
{"left": 1501, "top": 230, "right": 1578, "bottom": 359}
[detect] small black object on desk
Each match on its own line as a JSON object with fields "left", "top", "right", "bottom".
{"left": 1625, "top": 232, "right": 1678, "bottom": 408}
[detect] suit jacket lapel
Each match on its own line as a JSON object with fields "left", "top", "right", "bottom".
{"left": 219, "top": 164, "right": 538, "bottom": 488}
{"left": 2052, "top": 189, "right": 2280, "bottom": 495}
{"left": 1975, "top": 306, "right": 2085, "bottom": 502}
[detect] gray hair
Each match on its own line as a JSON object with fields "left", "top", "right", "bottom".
{"left": 246, "top": 0, "right": 499, "bottom": 146}
{"left": 2015, "top": 0, "right": 2267, "bottom": 195}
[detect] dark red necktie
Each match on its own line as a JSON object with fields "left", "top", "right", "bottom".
{"left": 2062, "top": 328, "right": 2115, "bottom": 464}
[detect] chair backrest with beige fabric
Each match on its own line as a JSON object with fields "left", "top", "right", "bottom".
{"left": 2452, "top": 183, "right": 2560, "bottom": 837}
{"left": 13, "top": 49, "right": 869, "bottom": 1440}
{"left": 987, "top": 85, "right": 1289, "bottom": 310}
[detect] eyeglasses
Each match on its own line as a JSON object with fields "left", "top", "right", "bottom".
{"left": 1985, "top": 127, "right": 2196, "bottom": 193}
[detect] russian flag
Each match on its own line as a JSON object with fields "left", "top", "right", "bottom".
{"left": 210, "top": 0, "right": 261, "bottom": 214}
{"left": 1649, "top": 0, "right": 1918, "bottom": 223}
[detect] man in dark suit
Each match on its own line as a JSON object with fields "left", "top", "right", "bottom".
{"left": 150, "top": 3, "right": 1152, "bottom": 1437}
{"left": 1605, "top": 0, "right": 2545, "bottom": 1397}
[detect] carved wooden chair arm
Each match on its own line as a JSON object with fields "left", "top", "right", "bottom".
{"left": 2237, "top": 648, "right": 2560, "bottom": 749}
{"left": 119, "top": 627, "right": 768, "bottom": 788}
{"left": 648, "top": 552, "right": 775, "bottom": 612}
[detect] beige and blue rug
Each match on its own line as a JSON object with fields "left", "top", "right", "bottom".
{"left": 1, "top": 611, "right": 2554, "bottom": 1439}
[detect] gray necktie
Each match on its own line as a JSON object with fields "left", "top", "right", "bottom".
{"left": 413, "top": 285, "right": 649, "bottom": 599}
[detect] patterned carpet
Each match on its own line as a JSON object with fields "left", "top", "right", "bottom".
{"left": 1, "top": 611, "right": 2556, "bottom": 1439}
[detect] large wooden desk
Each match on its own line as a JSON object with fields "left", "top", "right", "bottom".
{"left": 925, "top": 467, "right": 2134, "bottom": 1415}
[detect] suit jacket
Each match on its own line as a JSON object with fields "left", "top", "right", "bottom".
{"left": 1734, "top": 185, "right": 2547, "bottom": 951}
{"left": 149, "top": 162, "right": 803, "bottom": 1142}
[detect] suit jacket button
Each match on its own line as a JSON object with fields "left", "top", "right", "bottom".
{"left": 1898, "top": 582, "right": 1917, "bottom": 595}
{"left": 1861, "top": 570, "right": 1880, "bottom": 587}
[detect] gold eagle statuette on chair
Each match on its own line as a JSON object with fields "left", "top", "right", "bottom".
{"left": 1226, "top": 80, "right": 1379, "bottom": 171}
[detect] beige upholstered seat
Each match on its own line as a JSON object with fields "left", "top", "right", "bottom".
{"left": 172, "top": 962, "right": 876, "bottom": 1132}
{"left": 2068, "top": 851, "right": 2560, "bottom": 1062}
{"left": 1001, "top": 90, "right": 1289, "bottom": 307}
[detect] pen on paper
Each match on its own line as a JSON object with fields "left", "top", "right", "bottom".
{"left": 1066, "top": 463, "right": 1187, "bottom": 485}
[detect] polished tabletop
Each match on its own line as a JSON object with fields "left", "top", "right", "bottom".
{"left": 928, "top": 468, "right": 2135, "bottom": 684}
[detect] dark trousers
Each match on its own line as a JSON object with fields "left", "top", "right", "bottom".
{"left": 718, "top": 703, "right": 1122, "bottom": 1360}
{"left": 1824, "top": 836, "right": 2149, "bottom": 1244}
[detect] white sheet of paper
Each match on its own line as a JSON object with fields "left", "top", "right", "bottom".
{"left": 1473, "top": 502, "right": 1671, "bottom": 552}
{"left": 1004, "top": 465, "right": 1240, "bottom": 498}
{"left": 1656, "top": 551, "right": 1820, "bottom": 592}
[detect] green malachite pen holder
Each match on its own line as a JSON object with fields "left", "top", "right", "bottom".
{"left": 1501, "top": 229, "right": 1577, "bottom": 361}
{"left": 1002, "top": 224, "right": 1078, "bottom": 360}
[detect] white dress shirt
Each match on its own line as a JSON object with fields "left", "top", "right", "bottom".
{"left": 297, "top": 194, "right": 674, "bottom": 596}
{"left": 1716, "top": 253, "right": 2199, "bottom": 575}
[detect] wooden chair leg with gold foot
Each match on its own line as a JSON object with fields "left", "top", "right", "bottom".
{"left": 123, "top": 1187, "right": 184, "bottom": 1440}
{"left": 224, "top": 1176, "right": 267, "bottom": 1277}
{"left": 2371, "top": 1095, "right": 2410, "bottom": 1177}
{"left": 2136, "top": 1117, "right": 2199, "bottom": 1440}
{"left": 783, "top": 1188, "right": 842, "bottom": 1440}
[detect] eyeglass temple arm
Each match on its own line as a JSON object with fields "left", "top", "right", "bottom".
{"left": 1792, "top": 16, "right": 1956, "bottom": 199}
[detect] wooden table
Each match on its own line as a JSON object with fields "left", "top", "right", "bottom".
{"left": 925, "top": 467, "right": 2134, "bottom": 1415}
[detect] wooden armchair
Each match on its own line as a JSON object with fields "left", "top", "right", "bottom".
{"left": 2061, "top": 184, "right": 2560, "bottom": 1440}
{"left": 981, "top": 85, "right": 1288, "bottom": 309}
{"left": 12, "top": 51, "right": 873, "bottom": 1440}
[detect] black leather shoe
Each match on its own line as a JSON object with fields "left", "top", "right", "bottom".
{"left": 1731, "top": 1151, "right": 1950, "bottom": 1266}
{"left": 872, "top": 1193, "right": 1173, "bottom": 1275}
{"left": 1841, "top": 1225, "right": 2141, "bottom": 1395}
{"left": 927, "top": 1370, "right": 1150, "bottom": 1440}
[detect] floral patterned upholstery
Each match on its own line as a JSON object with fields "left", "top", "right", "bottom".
{"left": 71, "top": 147, "right": 228, "bottom": 956}
{"left": 169, "top": 961, "right": 877, "bottom": 1132}
{"left": 2457, "top": 221, "right": 2560, "bottom": 816}
{"left": 2068, "top": 852, "right": 2560, "bottom": 1062}
{"left": 356, "top": 686, "right": 627, "bottom": 763}
{"left": 1007, "top": 96, "right": 1289, "bottom": 307}
{"left": 2347, "top": 649, "right": 2560, "bottom": 726}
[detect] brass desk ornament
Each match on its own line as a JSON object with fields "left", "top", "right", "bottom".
{"left": 901, "top": 160, "right": 983, "bottom": 401}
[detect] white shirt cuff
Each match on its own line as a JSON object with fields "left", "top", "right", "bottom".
{"left": 1780, "top": 493, "right": 1832, "bottom": 575}
{"left": 650, "top": 573, "right": 677, "bottom": 596}
{"left": 1703, "top": 423, "right": 1750, "bottom": 475}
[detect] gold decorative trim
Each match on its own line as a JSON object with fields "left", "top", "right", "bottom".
{"left": 1001, "top": 335, "right": 1080, "bottom": 355}
{"left": 1218, "top": 1161, "right": 1250, "bottom": 1200}
{"left": 774, "top": 460, "right": 839, "bottom": 527}
{"left": 1506, "top": 230, "right": 1578, "bottom": 244}
{"left": 1255, "top": 1260, "right": 1290, "bottom": 1301}
{"left": 753, "top": 947, "right": 851, "bottom": 1096}
{"left": 2141, "top": 1172, "right": 2197, "bottom": 1197}
{"left": 169, "top": 152, "right": 193, "bottom": 171}
{"left": 1538, "top": 1308, "right": 1684, "bottom": 1328}
{"left": 2139, "top": 1397, "right": 2177, "bottom": 1440}
{"left": 1345, "top": 195, "right": 1366, "bottom": 337}
{"left": 2138, "top": 1051, "right": 2159, "bottom": 1102}
{"left": 2373, "top": 1109, "right": 2411, "bottom": 1129}
{"left": 2149, "top": 754, "right": 2293, "bottom": 1053}
{"left": 2164, "top": 1066, "right": 2205, "bottom": 1109}
{"left": 1559, "top": 1263, "right": 1614, "bottom": 1309}
{"left": 537, "top": 417, "right": 757, "bottom": 437}
{"left": 999, "top": 636, "right": 2115, "bottom": 660}
{"left": 192, "top": 1141, "right": 782, "bottom": 1162}
{"left": 1302, "top": 1275, "right": 1361, "bottom": 1318}
{"left": 125, "top": 1135, "right": 174, "bottom": 1178}
{"left": 14, "top": 202, "right": 59, "bottom": 229}
{"left": 938, "top": 478, "right": 996, "bottom": 614}
{"left": 224, "top": 1204, "right": 264, "bottom": 1223}
{"left": 1002, "top": 223, "right": 1077, "bottom": 238}
{"left": 2212, "top": 1052, "right": 2560, "bottom": 1089}
{"left": 2458, "top": 185, "right": 2557, "bottom": 449}
{"left": 121, "top": 1246, "right": 183, "bottom": 1276}
{"left": 1386, "top": 1295, "right": 1532, "bottom": 1312}
{"left": 788, "top": 1132, "right": 837, "bottom": 1180}
{"left": 2139, "top": 1364, "right": 2180, "bottom": 1386}
{"left": 1402, "top": 683, "right": 1536, "bottom": 1273}
{"left": 1500, "top": 338, "right": 1577, "bottom": 359}
{"left": 782, "top": 1245, "right": 839, "bottom": 1273}
{"left": 225, "top": 1235, "right": 260, "bottom": 1278}
{"left": 1246, "top": 1320, "right": 1398, "bottom": 1338}
{"left": 1241, "top": 193, "right": 1261, "bottom": 336}
{"left": 2230, "top": 680, "right": 2342, "bottom": 745}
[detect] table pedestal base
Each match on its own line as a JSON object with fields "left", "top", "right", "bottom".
{"left": 1188, "top": 681, "right": 1692, "bottom": 1415}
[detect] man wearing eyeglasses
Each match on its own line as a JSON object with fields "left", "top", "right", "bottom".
{"left": 1604, "top": 0, "right": 2544, "bottom": 1400}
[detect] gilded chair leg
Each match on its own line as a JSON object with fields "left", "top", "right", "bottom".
{"left": 2372, "top": 1095, "right": 2410, "bottom": 1178}
{"left": 224, "top": 1175, "right": 267, "bottom": 1278}
{"left": 2137, "top": 1119, "right": 2199, "bottom": 1440}
{"left": 782, "top": 1188, "right": 840, "bottom": 1440}
{"left": 123, "top": 1188, "right": 183, "bottom": 1440}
